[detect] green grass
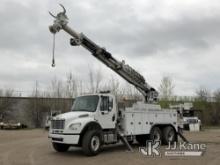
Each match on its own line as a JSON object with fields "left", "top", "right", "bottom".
{"left": 202, "top": 125, "right": 220, "bottom": 129}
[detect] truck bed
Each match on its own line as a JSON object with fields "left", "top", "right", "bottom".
{"left": 120, "top": 102, "right": 177, "bottom": 136}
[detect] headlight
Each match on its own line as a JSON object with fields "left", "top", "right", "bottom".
{"left": 69, "top": 123, "right": 81, "bottom": 130}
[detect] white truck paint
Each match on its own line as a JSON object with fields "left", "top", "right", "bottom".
{"left": 121, "top": 103, "right": 177, "bottom": 135}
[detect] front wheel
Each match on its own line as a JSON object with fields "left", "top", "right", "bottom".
{"left": 82, "top": 130, "right": 102, "bottom": 156}
{"left": 52, "top": 142, "right": 70, "bottom": 152}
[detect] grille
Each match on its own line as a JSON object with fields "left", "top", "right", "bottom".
{"left": 187, "top": 119, "right": 198, "bottom": 124}
{"left": 51, "top": 120, "right": 65, "bottom": 129}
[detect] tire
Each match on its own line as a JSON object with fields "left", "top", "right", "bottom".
{"left": 162, "top": 126, "right": 176, "bottom": 145}
{"left": 82, "top": 130, "right": 102, "bottom": 156}
{"left": 150, "top": 127, "right": 162, "bottom": 142}
{"left": 52, "top": 142, "right": 70, "bottom": 152}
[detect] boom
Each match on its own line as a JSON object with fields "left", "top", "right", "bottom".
{"left": 49, "top": 5, "right": 158, "bottom": 102}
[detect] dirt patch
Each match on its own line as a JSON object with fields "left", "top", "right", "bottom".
{"left": 0, "top": 129, "right": 220, "bottom": 165}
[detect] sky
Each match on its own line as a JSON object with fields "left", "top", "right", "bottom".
{"left": 0, "top": 0, "right": 220, "bottom": 96}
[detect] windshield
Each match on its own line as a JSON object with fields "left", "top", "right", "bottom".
{"left": 71, "top": 95, "right": 99, "bottom": 112}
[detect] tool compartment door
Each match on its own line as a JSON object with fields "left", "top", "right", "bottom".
{"left": 124, "top": 112, "right": 135, "bottom": 135}
{"left": 133, "top": 112, "right": 143, "bottom": 134}
{"left": 142, "top": 113, "right": 150, "bottom": 134}
{"left": 123, "top": 112, "right": 144, "bottom": 135}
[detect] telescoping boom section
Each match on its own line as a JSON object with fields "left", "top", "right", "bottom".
{"left": 49, "top": 4, "right": 158, "bottom": 102}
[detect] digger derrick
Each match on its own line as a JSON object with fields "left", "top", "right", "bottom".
{"left": 48, "top": 6, "right": 185, "bottom": 156}
{"left": 49, "top": 4, "right": 158, "bottom": 102}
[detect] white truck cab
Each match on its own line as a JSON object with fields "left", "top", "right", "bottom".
{"left": 49, "top": 93, "right": 116, "bottom": 133}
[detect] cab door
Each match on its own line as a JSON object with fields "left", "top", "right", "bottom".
{"left": 97, "top": 96, "right": 116, "bottom": 129}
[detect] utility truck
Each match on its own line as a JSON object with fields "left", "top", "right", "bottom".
{"left": 48, "top": 5, "right": 184, "bottom": 156}
{"left": 170, "top": 103, "right": 201, "bottom": 131}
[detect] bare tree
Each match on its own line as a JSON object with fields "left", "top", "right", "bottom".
{"left": 88, "top": 66, "right": 103, "bottom": 93}
{"left": 121, "top": 82, "right": 141, "bottom": 100}
{"left": 194, "top": 87, "right": 212, "bottom": 125}
{"left": 212, "top": 89, "right": 220, "bottom": 124}
{"left": 214, "top": 89, "right": 220, "bottom": 102}
{"left": 0, "top": 89, "right": 15, "bottom": 122}
{"left": 50, "top": 76, "right": 64, "bottom": 98}
{"left": 108, "top": 76, "right": 120, "bottom": 96}
{"left": 196, "top": 86, "right": 210, "bottom": 101}
{"left": 95, "top": 69, "right": 103, "bottom": 93}
{"left": 65, "top": 72, "right": 78, "bottom": 98}
{"left": 158, "top": 76, "right": 175, "bottom": 101}
{"left": 24, "top": 82, "right": 53, "bottom": 128}
{"left": 0, "top": 89, "right": 3, "bottom": 96}
{"left": 88, "top": 68, "right": 95, "bottom": 93}
{"left": 78, "top": 80, "right": 84, "bottom": 96}
{"left": 100, "top": 76, "right": 142, "bottom": 101}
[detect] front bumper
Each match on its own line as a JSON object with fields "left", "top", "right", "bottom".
{"left": 48, "top": 133, "right": 80, "bottom": 145}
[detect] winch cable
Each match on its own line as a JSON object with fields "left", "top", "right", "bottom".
{"left": 51, "top": 33, "right": 56, "bottom": 67}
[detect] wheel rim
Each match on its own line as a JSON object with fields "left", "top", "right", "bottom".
{"left": 153, "top": 131, "right": 160, "bottom": 141}
{"left": 167, "top": 130, "right": 175, "bottom": 142}
{"left": 91, "top": 136, "right": 100, "bottom": 151}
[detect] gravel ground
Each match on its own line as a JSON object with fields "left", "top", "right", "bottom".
{"left": 0, "top": 129, "right": 220, "bottom": 165}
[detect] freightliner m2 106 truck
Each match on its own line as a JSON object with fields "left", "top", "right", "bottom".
{"left": 48, "top": 5, "right": 183, "bottom": 156}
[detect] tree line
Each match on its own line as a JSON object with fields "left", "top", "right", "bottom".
{"left": 159, "top": 76, "right": 220, "bottom": 126}
{"left": 0, "top": 69, "right": 141, "bottom": 127}
{"left": 0, "top": 72, "right": 220, "bottom": 127}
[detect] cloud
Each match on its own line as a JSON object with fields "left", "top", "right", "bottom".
{"left": 0, "top": 0, "right": 220, "bottom": 96}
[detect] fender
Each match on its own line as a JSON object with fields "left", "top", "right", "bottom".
{"left": 80, "top": 121, "right": 103, "bottom": 134}
{"left": 78, "top": 121, "right": 103, "bottom": 146}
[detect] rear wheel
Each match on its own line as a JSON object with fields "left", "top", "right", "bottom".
{"left": 82, "top": 130, "right": 102, "bottom": 156}
{"left": 162, "top": 126, "right": 176, "bottom": 145}
{"left": 150, "top": 127, "right": 162, "bottom": 142}
{"left": 52, "top": 142, "right": 70, "bottom": 152}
